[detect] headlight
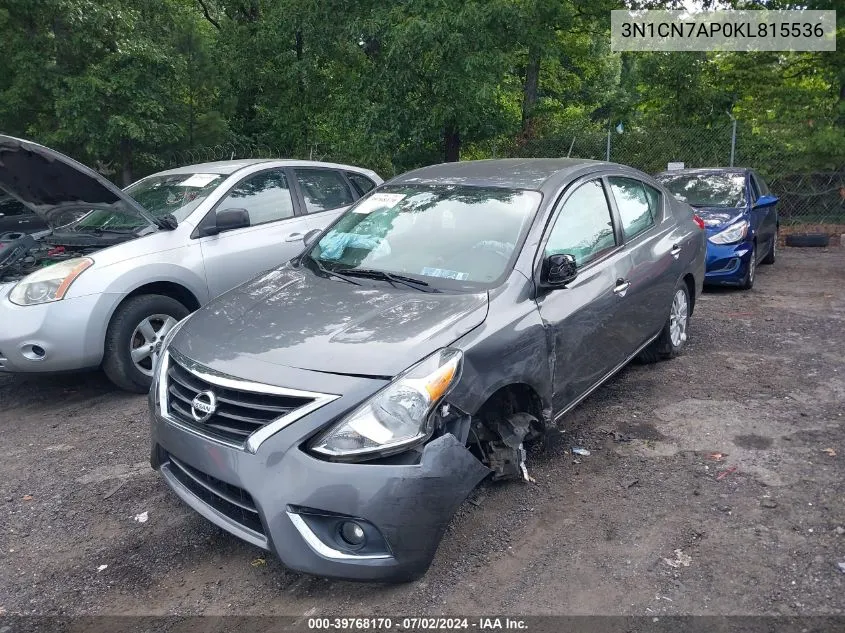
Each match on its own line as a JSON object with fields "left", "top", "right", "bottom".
{"left": 708, "top": 219, "right": 749, "bottom": 245}
{"left": 309, "top": 348, "right": 463, "bottom": 460}
{"left": 9, "top": 258, "right": 94, "bottom": 306}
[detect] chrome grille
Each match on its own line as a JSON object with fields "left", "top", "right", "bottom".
{"left": 164, "top": 354, "right": 315, "bottom": 445}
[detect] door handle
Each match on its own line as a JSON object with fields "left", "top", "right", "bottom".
{"left": 613, "top": 279, "right": 631, "bottom": 297}
{"left": 670, "top": 244, "right": 682, "bottom": 259}
{"left": 284, "top": 232, "right": 305, "bottom": 242}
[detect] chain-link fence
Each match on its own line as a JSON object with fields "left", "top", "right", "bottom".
{"left": 171, "top": 121, "right": 844, "bottom": 228}
{"left": 491, "top": 122, "right": 845, "bottom": 227}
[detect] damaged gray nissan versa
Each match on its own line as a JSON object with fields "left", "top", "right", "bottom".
{"left": 150, "top": 158, "right": 706, "bottom": 581}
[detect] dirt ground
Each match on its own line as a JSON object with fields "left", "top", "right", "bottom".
{"left": 1, "top": 247, "right": 844, "bottom": 618}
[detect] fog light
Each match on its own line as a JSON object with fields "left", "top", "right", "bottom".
{"left": 339, "top": 521, "right": 366, "bottom": 547}
{"left": 21, "top": 344, "right": 47, "bottom": 361}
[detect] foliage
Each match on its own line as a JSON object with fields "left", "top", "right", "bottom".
{"left": 0, "top": 0, "right": 842, "bottom": 184}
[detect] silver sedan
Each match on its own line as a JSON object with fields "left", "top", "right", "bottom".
{"left": 0, "top": 136, "right": 381, "bottom": 391}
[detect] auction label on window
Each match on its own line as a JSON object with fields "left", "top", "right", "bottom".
{"left": 353, "top": 192, "right": 406, "bottom": 214}
{"left": 179, "top": 174, "right": 220, "bottom": 187}
{"left": 611, "top": 10, "right": 836, "bottom": 52}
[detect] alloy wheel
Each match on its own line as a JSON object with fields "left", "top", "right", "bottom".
{"left": 130, "top": 314, "right": 178, "bottom": 376}
{"left": 669, "top": 289, "right": 689, "bottom": 348}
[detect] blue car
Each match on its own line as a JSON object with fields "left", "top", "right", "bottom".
{"left": 655, "top": 168, "right": 778, "bottom": 289}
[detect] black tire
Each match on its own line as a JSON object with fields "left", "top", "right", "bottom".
{"left": 740, "top": 244, "right": 756, "bottom": 290}
{"left": 761, "top": 231, "right": 777, "bottom": 265}
{"left": 637, "top": 282, "right": 690, "bottom": 364}
{"left": 103, "top": 294, "right": 190, "bottom": 393}
{"left": 784, "top": 233, "right": 829, "bottom": 248}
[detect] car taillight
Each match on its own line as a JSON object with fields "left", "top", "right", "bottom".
{"left": 693, "top": 214, "right": 705, "bottom": 230}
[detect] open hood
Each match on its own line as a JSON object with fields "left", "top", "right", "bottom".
{"left": 0, "top": 135, "right": 156, "bottom": 229}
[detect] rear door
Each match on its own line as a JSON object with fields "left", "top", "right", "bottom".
{"left": 605, "top": 175, "right": 681, "bottom": 347}
{"left": 535, "top": 177, "right": 631, "bottom": 413}
{"left": 290, "top": 167, "right": 357, "bottom": 232}
{"left": 198, "top": 168, "right": 312, "bottom": 298}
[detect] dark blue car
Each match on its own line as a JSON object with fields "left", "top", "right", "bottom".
{"left": 655, "top": 168, "right": 778, "bottom": 289}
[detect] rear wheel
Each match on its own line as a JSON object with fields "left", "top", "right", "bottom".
{"left": 740, "top": 244, "right": 756, "bottom": 290}
{"left": 637, "top": 283, "right": 690, "bottom": 364}
{"left": 103, "top": 294, "right": 189, "bottom": 392}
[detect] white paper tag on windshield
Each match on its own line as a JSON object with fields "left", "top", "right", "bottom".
{"left": 179, "top": 174, "right": 220, "bottom": 188}
{"left": 353, "top": 192, "right": 406, "bottom": 214}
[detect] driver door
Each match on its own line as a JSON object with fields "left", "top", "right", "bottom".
{"left": 535, "top": 178, "right": 632, "bottom": 414}
{"left": 198, "top": 168, "right": 312, "bottom": 298}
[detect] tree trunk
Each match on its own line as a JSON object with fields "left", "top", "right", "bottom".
{"left": 444, "top": 122, "right": 461, "bottom": 162}
{"left": 120, "top": 138, "right": 133, "bottom": 186}
{"left": 521, "top": 43, "right": 541, "bottom": 138}
{"left": 295, "top": 28, "right": 309, "bottom": 152}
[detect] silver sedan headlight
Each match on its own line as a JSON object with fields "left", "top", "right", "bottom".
{"left": 309, "top": 348, "right": 463, "bottom": 460}
{"left": 9, "top": 257, "right": 94, "bottom": 306}
{"left": 708, "top": 219, "right": 749, "bottom": 245}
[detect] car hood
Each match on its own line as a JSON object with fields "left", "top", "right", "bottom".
{"left": 172, "top": 265, "right": 490, "bottom": 378}
{"left": 693, "top": 206, "right": 746, "bottom": 230}
{"left": 0, "top": 135, "right": 155, "bottom": 229}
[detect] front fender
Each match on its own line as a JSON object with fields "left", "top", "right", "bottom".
{"left": 448, "top": 273, "right": 553, "bottom": 424}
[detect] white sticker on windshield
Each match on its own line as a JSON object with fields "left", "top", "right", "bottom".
{"left": 353, "top": 192, "right": 406, "bottom": 214}
{"left": 421, "top": 267, "right": 469, "bottom": 281}
{"left": 179, "top": 174, "right": 220, "bottom": 188}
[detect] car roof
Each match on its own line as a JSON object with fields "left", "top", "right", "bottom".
{"left": 390, "top": 158, "right": 611, "bottom": 191}
{"left": 655, "top": 167, "right": 751, "bottom": 177}
{"left": 153, "top": 159, "right": 378, "bottom": 178}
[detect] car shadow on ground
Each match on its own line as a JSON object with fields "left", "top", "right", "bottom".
{"left": 0, "top": 369, "right": 122, "bottom": 408}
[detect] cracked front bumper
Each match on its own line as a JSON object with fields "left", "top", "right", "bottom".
{"left": 704, "top": 239, "right": 753, "bottom": 285}
{"left": 149, "top": 362, "right": 489, "bottom": 582}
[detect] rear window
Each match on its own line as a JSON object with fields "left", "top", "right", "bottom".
{"left": 347, "top": 172, "right": 377, "bottom": 196}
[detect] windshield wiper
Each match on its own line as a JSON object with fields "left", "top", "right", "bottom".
{"left": 336, "top": 268, "right": 439, "bottom": 292}
{"left": 73, "top": 226, "right": 138, "bottom": 234}
{"left": 306, "top": 257, "right": 361, "bottom": 285}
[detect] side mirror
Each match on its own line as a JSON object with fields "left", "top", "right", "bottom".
{"left": 541, "top": 253, "right": 578, "bottom": 288}
{"left": 199, "top": 208, "right": 250, "bottom": 237}
{"left": 302, "top": 228, "right": 322, "bottom": 247}
{"left": 753, "top": 194, "right": 778, "bottom": 209}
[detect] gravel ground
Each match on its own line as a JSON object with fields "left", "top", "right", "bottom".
{"left": 1, "top": 247, "right": 843, "bottom": 617}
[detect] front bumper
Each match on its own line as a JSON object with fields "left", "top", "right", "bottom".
{"left": 149, "top": 354, "right": 489, "bottom": 582}
{"left": 0, "top": 284, "right": 117, "bottom": 372}
{"left": 703, "top": 239, "right": 753, "bottom": 285}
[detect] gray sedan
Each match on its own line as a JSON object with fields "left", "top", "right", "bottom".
{"left": 149, "top": 158, "right": 706, "bottom": 581}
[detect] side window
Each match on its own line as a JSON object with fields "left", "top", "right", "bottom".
{"left": 217, "top": 170, "right": 294, "bottom": 226}
{"left": 752, "top": 173, "right": 769, "bottom": 196}
{"left": 608, "top": 177, "right": 656, "bottom": 241}
{"left": 749, "top": 175, "right": 760, "bottom": 202}
{"left": 545, "top": 179, "right": 617, "bottom": 267}
{"left": 295, "top": 168, "right": 355, "bottom": 213}
{"left": 346, "top": 172, "right": 376, "bottom": 196}
{"left": 643, "top": 183, "right": 662, "bottom": 222}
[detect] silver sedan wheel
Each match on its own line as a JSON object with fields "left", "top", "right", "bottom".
{"left": 130, "top": 314, "right": 178, "bottom": 376}
{"left": 669, "top": 289, "right": 689, "bottom": 348}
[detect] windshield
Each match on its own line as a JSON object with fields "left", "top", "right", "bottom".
{"left": 67, "top": 173, "right": 223, "bottom": 232}
{"left": 657, "top": 172, "right": 746, "bottom": 208}
{"left": 306, "top": 185, "right": 541, "bottom": 290}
